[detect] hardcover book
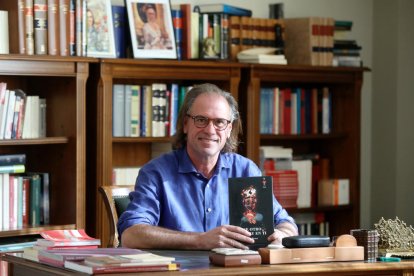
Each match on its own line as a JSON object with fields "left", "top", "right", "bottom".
{"left": 193, "top": 4, "right": 252, "bottom": 17}
{"left": 228, "top": 176, "right": 275, "bottom": 249}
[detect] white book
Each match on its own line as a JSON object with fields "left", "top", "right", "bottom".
{"left": 22, "top": 96, "right": 33, "bottom": 139}
{"left": 124, "top": 85, "right": 132, "bottom": 137}
{"left": 322, "top": 87, "right": 331, "bottom": 134}
{"left": 0, "top": 89, "right": 10, "bottom": 139}
{"left": 337, "top": 179, "right": 350, "bottom": 205}
{"left": 31, "top": 95, "right": 40, "bottom": 138}
{"left": 4, "top": 90, "right": 16, "bottom": 139}
{"left": 2, "top": 173, "right": 9, "bottom": 230}
{"left": 292, "top": 160, "right": 313, "bottom": 208}
{"left": 112, "top": 84, "right": 125, "bottom": 137}
{"left": 0, "top": 83, "right": 7, "bottom": 132}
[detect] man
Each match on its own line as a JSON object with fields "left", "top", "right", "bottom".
{"left": 118, "top": 83, "right": 297, "bottom": 250}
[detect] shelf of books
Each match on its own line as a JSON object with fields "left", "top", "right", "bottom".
{"left": 0, "top": 55, "right": 90, "bottom": 242}
{"left": 87, "top": 59, "right": 243, "bottom": 246}
{"left": 239, "top": 64, "right": 367, "bottom": 237}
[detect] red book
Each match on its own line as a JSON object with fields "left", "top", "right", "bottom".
{"left": 22, "top": 177, "right": 30, "bottom": 226}
{"left": 180, "top": 4, "right": 192, "bottom": 59}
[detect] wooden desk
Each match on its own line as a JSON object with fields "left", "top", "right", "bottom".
{"left": 2, "top": 251, "right": 414, "bottom": 276}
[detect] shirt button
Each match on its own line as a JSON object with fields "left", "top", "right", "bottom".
{"left": 207, "top": 208, "right": 212, "bottom": 212}
{"left": 206, "top": 184, "right": 210, "bottom": 188}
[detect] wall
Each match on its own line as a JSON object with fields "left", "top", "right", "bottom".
{"left": 372, "top": 0, "right": 414, "bottom": 226}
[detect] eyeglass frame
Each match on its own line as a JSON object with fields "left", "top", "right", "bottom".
{"left": 186, "top": 114, "right": 232, "bottom": 131}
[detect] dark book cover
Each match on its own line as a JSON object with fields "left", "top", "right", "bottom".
{"left": 228, "top": 176, "right": 274, "bottom": 249}
{"left": 112, "top": 5, "right": 126, "bottom": 58}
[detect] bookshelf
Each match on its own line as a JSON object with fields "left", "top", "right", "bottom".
{"left": 239, "top": 64, "right": 367, "bottom": 237}
{"left": 0, "top": 55, "right": 91, "bottom": 240}
{"left": 87, "top": 59, "right": 243, "bottom": 247}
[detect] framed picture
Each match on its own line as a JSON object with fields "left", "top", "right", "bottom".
{"left": 86, "top": 0, "right": 116, "bottom": 58}
{"left": 126, "top": 0, "right": 177, "bottom": 59}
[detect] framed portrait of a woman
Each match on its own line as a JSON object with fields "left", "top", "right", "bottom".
{"left": 86, "top": 0, "right": 116, "bottom": 58}
{"left": 126, "top": 0, "right": 177, "bottom": 59}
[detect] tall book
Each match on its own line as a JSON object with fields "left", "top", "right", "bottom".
{"left": 228, "top": 176, "right": 275, "bottom": 249}
{"left": 25, "top": 0, "right": 35, "bottom": 55}
{"left": 59, "top": 0, "right": 70, "bottom": 56}
{"left": 34, "top": 0, "right": 48, "bottom": 55}
{"left": 112, "top": 5, "right": 126, "bottom": 58}
{"left": 112, "top": 84, "right": 125, "bottom": 137}
{"left": 130, "top": 85, "right": 140, "bottom": 137}
{"left": 48, "top": 0, "right": 59, "bottom": 55}
{"left": 229, "top": 16, "right": 241, "bottom": 60}
{"left": 180, "top": 4, "right": 192, "bottom": 59}
{"left": 284, "top": 17, "right": 321, "bottom": 66}
{"left": 18, "top": 0, "right": 26, "bottom": 54}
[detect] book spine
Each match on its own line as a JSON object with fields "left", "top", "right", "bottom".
{"left": 124, "top": 85, "right": 132, "bottom": 137}
{"left": 22, "top": 177, "right": 30, "bottom": 226}
{"left": 29, "top": 174, "right": 42, "bottom": 226}
{"left": 69, "top": 0, "right": 75, "bottom": 55}
{"left": 130, "top": 85, "right": 140, "bottom": 137}
{"left": 18, "top": 0, "right": 26, "bottom": 54}
{"left": 180, "top": 4, "right": 191, "bottom": 60}
{"left": 112, "top": 84, "right": 125, "bottom": 137}
{"left": 25, "top": 0, "right": 35, "bottom": 55}
{"left": 0, "top": 154, "right": 26, "bottom": 166}
{"left": 229, "top": 16, "right": 240, "bottom": 60}
{"left": 59, "top": 0, "right": 70, "bottom": 56}
{"left": 2, "top": 173, "right": 10, "bottom": 229}
{"left": 171, "top": 9, "right": 182, "bottom": 60}
{"left": 112, "top": 5, "right": 126, "bottom": 58}
{"left": 75, "top": 0, "right": 82, "bottom": 56}
{"left": 34, "top": 0, "right": 48, "bottom": 55}
{"left": 220, "top": 14, "right": 229, "bottom": 59}
{"left": 48, "top": 0, "right": 59, "bottom": 55}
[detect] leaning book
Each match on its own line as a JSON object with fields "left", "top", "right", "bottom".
{"left": 228, "top": 176, "right": 275, "bottom": 248}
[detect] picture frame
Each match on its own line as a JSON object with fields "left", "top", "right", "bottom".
{"left": 126, "top": 0, "right": 177, "bottom": 59}
{"left": 86, "top": 0, "right": 116, "bottom": 58}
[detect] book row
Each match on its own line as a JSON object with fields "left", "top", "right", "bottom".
{"left": 0, "top": 82, "right": 46, "bottom": 140}
{"left": 112, "top": 83, "right": 191, "bottom": 138}
{"left": 170, "top": 4, "right": 284, "bottom": 61}
{"left": 0, "top": 172, "right": 50, "bottom": 230}
{"left": 260, "top": 86, "right": 332, "bottom": 135}
{"left": 15, "top": 0, "right": 123, "bottom": 58}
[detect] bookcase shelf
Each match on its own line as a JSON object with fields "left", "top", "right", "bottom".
{"left": 0, "top": 56, "right": 90, "bottom": 240}
{"left": 239, "top": 64, "right": 367, "bottom": 237}
{"left": 87, "top": 59, "right": 243, "bottom": 247}
{"left": 0, "top": 224, "right": 76, "bottom": 238}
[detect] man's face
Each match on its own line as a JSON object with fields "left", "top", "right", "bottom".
{"left": 184, "top": 93, "right": 232, "bottom": 161}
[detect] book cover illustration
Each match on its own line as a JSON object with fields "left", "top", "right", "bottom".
{"left": 228, "top": 176, "right": 274, "bottom": 248}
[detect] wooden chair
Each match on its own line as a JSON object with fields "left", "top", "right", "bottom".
{"left": 98, "top": 185, "right": 134, "bottom": 248}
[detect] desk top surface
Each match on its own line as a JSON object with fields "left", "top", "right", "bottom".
{"left": 3, "top": 250, "right": 414, "bottom": 276}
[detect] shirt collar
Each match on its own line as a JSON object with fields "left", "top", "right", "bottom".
{"left": 177, "top": 147, "right": 231, "bottom": 175}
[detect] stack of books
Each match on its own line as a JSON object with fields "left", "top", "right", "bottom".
{"left": 332, "top": 20, "right": 362, "bottom": 67}
{"left": 22, "top": 229, "right": 180, "bottom": 274}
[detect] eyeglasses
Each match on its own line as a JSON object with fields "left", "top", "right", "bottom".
{"left": 186, "top": 114, "right": 231, "bottom": 131}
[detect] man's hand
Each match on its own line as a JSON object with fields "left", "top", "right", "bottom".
{"left": 197, "top": 225, "right": 255, "bottom": 250}
{"left": 268, "top": 222, "right": 299, "bottom": 245}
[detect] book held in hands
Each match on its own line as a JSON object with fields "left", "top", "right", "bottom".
{"left": 228, "top": 176, "right": 275, "bottom": 249}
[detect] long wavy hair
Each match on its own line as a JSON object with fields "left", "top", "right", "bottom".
{"left": 172, "top": 83, "right": 242, "bottom": 153}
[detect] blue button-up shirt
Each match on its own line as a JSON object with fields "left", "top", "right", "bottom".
{"left": 117, "top": 148, "right": 295, "bottom": 238}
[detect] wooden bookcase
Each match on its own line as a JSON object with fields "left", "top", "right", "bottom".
{"left": 87, "top": 59, "right": 243, "bottom": 247}
{"left": 0, "top": 55, "right": 90, "bottom": 240}
{"left": 238, "top": 64, "right": 366, "bottom": 237}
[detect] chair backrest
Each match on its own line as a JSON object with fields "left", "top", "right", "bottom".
{"left": 98, "top": 185, "right": 134, "bottom": 248}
